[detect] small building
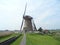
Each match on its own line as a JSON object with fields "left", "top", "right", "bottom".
{"left": 43, "top": 30, "right": 50, "bottom": 34}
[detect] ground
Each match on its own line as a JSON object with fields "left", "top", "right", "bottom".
{"left": 26, "top": 33, "right": 60, "bottom": 45}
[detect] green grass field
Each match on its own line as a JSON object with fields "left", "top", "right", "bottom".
{"left": 26, "top": 33, "right": 60, "bottom": 45}
{"left": 11, "top": 34, "right": 23, "bottom": 45}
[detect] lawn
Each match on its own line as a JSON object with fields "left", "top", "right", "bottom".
{"left": 11, "top": 34, "right": 23, "bottom": 45}
{"left": 26, "top": 33, "right": 60, "bottom": 45}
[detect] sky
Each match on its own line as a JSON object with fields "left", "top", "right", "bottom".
{"left": 0, "top": 0, "right": 60, "bottom": 30}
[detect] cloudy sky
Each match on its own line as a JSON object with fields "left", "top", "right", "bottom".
{"left": 0, "top": 0, "right": 60, "bottom": 30}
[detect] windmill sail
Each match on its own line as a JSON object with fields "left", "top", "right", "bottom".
{"left": 20, "top": 3, "right": 27, "bottom": 31}
{"left": 32, "top": 19, "right": 37, "bottom": 31}
{"left": 23, "top": 3, "right": 27, "bottom": 17}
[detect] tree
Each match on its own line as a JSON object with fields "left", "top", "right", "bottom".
{"left": 38, "top": 27, "right": 43, "bottom": 32}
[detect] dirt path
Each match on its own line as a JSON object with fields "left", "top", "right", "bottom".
{"left": 20, "top": 33, "right": 26, "bottom": 45}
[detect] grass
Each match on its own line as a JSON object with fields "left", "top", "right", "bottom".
{"left": 11, "top": 34, "right": 23, "bottom": 45}
{"left": 0, "top": 33, "right": 18, "bottom": 43}
{"left": 52, "top": 33, "right": 60, "bottom": 41}
{"left": 26, "top": 33, "right": 60, "bottom": 45}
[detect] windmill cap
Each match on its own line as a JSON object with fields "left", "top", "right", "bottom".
{"left": 23, "top": 15, "right": 33, "bottom": 20}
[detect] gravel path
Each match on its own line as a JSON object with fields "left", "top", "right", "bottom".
{"left": 20, "top": 33, "right": 26, "bottom": 45}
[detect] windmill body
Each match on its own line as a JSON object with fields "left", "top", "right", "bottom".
{"left": 23, "top": 15, "right": 33, "bottom": 32}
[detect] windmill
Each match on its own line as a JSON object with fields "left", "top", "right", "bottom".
{"left": 20, "top": 3, "right": 37, "bottom": 32}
